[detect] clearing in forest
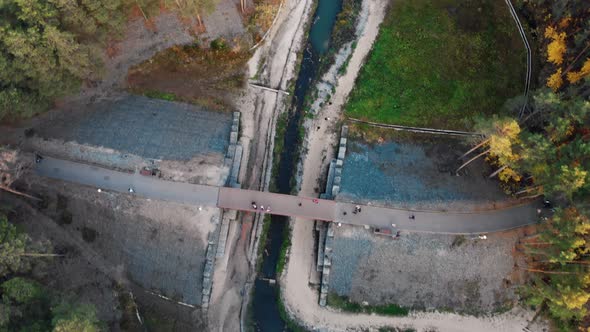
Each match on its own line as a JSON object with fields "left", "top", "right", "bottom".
{"left": 345, "top": 0, "right": 526, "bottom": 129}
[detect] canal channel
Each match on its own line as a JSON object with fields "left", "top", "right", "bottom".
{"left": 250, "top": 0, "right": 344, "bottom": 330}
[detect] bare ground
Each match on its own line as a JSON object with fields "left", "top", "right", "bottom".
{"left": 1, "top": 190, "right": 209, "bottom": 332}
{"left": 330, "top": 226, "right": 524, "bottom": 313}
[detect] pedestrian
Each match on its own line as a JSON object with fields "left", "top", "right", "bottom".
{"left": 128, "top": 188, "right": 134, "bottom": 193}
{"left": 298, "top": 202, "right": 302, "bottom": 207}
{"left": 391, "top": 223, "right": 396, "bottom": 228}
{"left": 313, "top": 199, "right": 319, "bottom": 204}
{"left": 409, "top": 214, "right": 415, "bottom": 220}
{"left": 343, "top": 211, "right": 347, "bottom": 216}
{"left": 266, "top": 206, "right": 271, "bottom": 212}
{"left": 260, "top": 205, "right": 265, "bottom": 211}
{"left": 252, "top": 202, "right": 257, "bottom": 209}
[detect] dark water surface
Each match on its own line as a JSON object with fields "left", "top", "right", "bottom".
{"left": 250, "top": 0, "right": 343, "bottom": 330}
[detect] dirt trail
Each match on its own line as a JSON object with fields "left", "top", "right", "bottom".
{"left": 281, "top": 0, "right": 544, "bottom": 330}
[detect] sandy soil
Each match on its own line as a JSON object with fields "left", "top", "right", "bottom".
{"left": 281, "top": 0, "right": 547, "bottom": 330}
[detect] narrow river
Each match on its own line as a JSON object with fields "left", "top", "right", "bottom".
{"left": 250, "top": 0, "right": 343, "bottom": 330}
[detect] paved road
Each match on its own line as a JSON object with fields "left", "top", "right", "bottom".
{"left": 36, "top": 157, "right": 219, "bottom": 206}
{"left": 334, "top": 202, "right": 539, "bottom": 234}
{"left": 35, "top": 156, "right": 540, "bottom": 234}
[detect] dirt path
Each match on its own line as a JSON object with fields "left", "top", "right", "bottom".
{"left": 281, "top": 0, "right": 543, "bottom": 330}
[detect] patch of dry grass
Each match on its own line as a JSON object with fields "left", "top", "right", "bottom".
{"left": 126, "top": 41, "right": 250, "bottom": 110}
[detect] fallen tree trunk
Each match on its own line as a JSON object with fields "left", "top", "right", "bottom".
{"left": 0, "top": 185, "right": 41, "bottom": 201}
{"left": 456, "top": 149, "right": 490, "bottom": 174}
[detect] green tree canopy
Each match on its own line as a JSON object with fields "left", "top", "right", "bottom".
{"left": 1, "top": 277, "right": 45, "bottom": 304}
{"left": 52, "top": 302, "right": 102, "bottom": 332}
{"left": 523, "top": 206, "right": 590, "bottom": 328}
{"left": 0, "top": 0, "right": 102, "bottom": 119}
{"left": 0, "top": 0, "right": 222, "bottom": 120}
{"left": 518, "top": 90, "right": 590, "bottom": 201}
{"left": 0, "top": 214, "right": 28, "bottom": 277}
{"left": 1, "top": 277, "right": 51, "bottom": 331}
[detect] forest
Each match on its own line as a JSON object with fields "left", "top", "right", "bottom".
{"left": 469, "top": 1, "right": 590, "bottom": 330}
{"left": 0, "top": 214, "right": 103, "bottom": 331}
{"left": 0, "top": 0, "right": 218, "bottom": 120}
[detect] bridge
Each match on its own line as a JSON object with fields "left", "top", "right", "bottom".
{"left": 35, "top": 156, "right": 540, "bottom": 234}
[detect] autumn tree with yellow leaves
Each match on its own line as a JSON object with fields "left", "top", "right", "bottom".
{"left": 456, "top": 116, "right": 523, "bottom": 184}
{"left": 545, "top": 26, "right": 567, "bottom": 66}
{"left": 542, "top": 16, "right": 590, "bottom": 92}
{"left": 567, "top": 58, "right": 590, "bottom": 84}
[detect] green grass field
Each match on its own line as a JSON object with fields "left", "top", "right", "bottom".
{"left": 345, "top": 0, "right": 525, "bottom": 129}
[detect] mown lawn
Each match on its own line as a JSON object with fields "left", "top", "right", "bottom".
{"left": 345, "top": 0, "right": 525, "bottom": 129}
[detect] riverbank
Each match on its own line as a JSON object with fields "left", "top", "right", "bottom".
{"left": 206, "top": 0, "right": 316, "bottom": 331}
{"left": 281, "top": 0, "right": 544, "bottom": 330}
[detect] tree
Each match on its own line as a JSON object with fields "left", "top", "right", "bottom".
{"left": 547, "top": 69, "right": 563, "bottom": 91}
{"left": 0, "top": 0, "right": 156, "bottom": 120}
{"left": 1, "top": 277, "right": 45, "bottom": 304}
{"left": 0, "top": 214, "right": 54, "bottom": 278}
{"left": 457, "top": 116, "right": 522, "bottom": 182}
{"left": 545, "top": 26, "right": 567, "bottom": 65}
{"left": 0, "top": 277, "right": 104, "bottom": 332}
{"left": 0, "top": 215, "right": 28, "bottom": 277}
{"left": 0, "top": 0, "right": 98, "bottom": 119}
{"left": 522, "top": 207, "right": 590, "bottom": 328}
{"left": 52, "top": 302, "right": 102, "bottom": 332}
{"left": 518, "top": 90, "right": 590, "bottom": 200}
{"left": 0, "top": 277, "right": 51, "bottom": 331}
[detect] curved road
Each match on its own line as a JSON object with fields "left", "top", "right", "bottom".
{"left": 35, "top": 156, "right": 540, "bottom": 234}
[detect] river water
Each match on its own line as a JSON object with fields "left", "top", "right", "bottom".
{"left": 250, "top": 0, "right": 343, "bottom": 331}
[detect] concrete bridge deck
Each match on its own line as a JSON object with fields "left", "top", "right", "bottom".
{"left": 35, "top": 156, "right": 539, "bottom": 234}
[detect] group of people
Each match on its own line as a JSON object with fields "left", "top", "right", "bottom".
{"left": 251, "top": 202, "right": 271, "bottom": 212}
{"left": 353, "top": 205, "right": 362, "bottom": 214}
